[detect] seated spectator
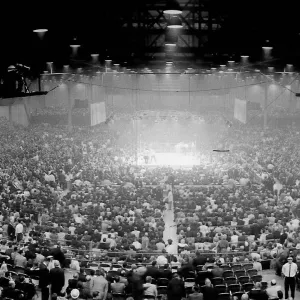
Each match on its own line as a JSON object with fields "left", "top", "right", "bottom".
{"left": 266, "top": 279, "right": 282, "bottom": 300}
{"left": 188, "top": 285, "right": 203, "bottom": 300}
{"left": 143, "top": 276, "right": 157, "bottom": 299}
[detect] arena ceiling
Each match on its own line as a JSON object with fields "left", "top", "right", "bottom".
{"left": 0, "top": 0, "right": 300, "bottom": 77}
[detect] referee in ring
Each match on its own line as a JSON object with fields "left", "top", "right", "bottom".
{"left": 282, "top": 256, "right": 298, "bottom": 299}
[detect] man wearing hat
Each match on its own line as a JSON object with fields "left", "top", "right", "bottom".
{"left": 282, "top": 256, "right": 298, "bottom": 299}
{"left": 266, "top": 279, "right": 282, "bottom": 300}
{"left": 70, "top": 289, "right": 80, "bottom": 300}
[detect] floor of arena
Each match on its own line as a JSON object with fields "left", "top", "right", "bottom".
{"left": 138, "top": 152, "right": 200, "bottom": 168}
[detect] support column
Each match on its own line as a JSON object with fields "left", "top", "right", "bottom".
{"left": 263, "top": 82, "right": 268, "bottom": 130}
{"left": 288, "top": 89, "right": 296, "bottom": 113}
{"left": 67, "top": 83, "right": 72, "bottom": 132}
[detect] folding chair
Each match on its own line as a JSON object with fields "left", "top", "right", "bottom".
{"left": 238, "top": 276, "right": 250, "bottom": 285}
{"left": 220, "top": 264, "right": 232, "bottom": 271}
{"left": 171, "top": 265, "right": 178, "bottom": 273}
{"left": 217, "top": 292, "right": 231, "bottom": 300}
{"left": 99, "top": 263, "right": 111, "bottom": 272}
{"left": 224, "top": 277, "right": 237, "bottom": 285}
{"left": 234, "top": 270, "right": 245, "bottom": 278}
{"left": 214, "top": 284, "right": 227, "bottom": 294}
{"left": 184, "top": 278, "right": 195, "bottom": 286}
{"left": 232, "top": 291, "right": 244, "bottom": 300}
{"left": 157, "top": 278, "right": 169, "bottom": 286}
{"left": 157, "top": 286, "right": 168, "bottom": 296}
{"left": 223, "top": 270, "right": 234, "bottom": 278}
{"left": 242, "top": 282, "right": 254, "bottom": 292}
{"left": 212, "top": 277, "right": 224, "bottom": 285}
{"left": 232, "top": 264, "right": 243, "bottom": 271}
{"left": 261, "top": 281, "right": 268, "bottom": 290}
{"left": 184, "top": 271, "right": 196, "bottom": 279}
{"left": 228, "top": 283, "right": 241, "bottom": 293}
{"left": 251, "top": 275, "right": 262, "bottom": 283}
{"left": 247, "top": 269, "right": 258, "bottom": 277}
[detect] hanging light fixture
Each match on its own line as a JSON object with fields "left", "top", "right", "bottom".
{"left": 33, "top": 28, "right": 48, "bottom": 33}
{"left": 164, "top": 0, "right": 182, "bottom": 15}
{"left": 262, "top": 40, "right": 273, "bottom": 51}
{"left": 167, "top": 16, "right": 183, "bottom": 29}
{"left": 165, "top": 33, "right": 178, "bottom": 46}
{"left": 70, "top": 38, "right": 80, "bottom": 48}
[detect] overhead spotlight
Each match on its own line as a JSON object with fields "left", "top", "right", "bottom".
{"left": 262, "top": 40, "right": 273, "bottom": 51}
{"left": 165, "top": 33, "right": 178, "bottom": 46}
{"left": 228, "top": 60, "right": 235, "bottom": 64}
{"left": 167, "top": 16, "right": 183, "bottom": 29}
{"left": 33, "top": 28, "right": 48, "bottom": 33}
{"left": 91, "top": 54, "right": 99, "bottom": 57}
{"left": 113, "top": 63, "right": 120, "bottom": 66}
{"left": 241, "top": 55, "right": 249, "bottom": 58}
{"left": 70, "top": 44, "right": 80, "bottom": 48}
{"left": 163, "top": 0, "right": 182, "bottom": 15}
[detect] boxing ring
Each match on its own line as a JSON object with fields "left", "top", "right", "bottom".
{"left": 137, "top": 152, "right": 200, "bottom": 168}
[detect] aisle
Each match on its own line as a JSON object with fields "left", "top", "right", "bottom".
{"left": 162, "top": 202, "right": 178, "bottom": 255}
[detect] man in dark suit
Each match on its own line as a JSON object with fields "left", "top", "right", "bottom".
{"left": 66, "top": 273, "right": 80, "bottom": 295}
{"left": 145, "top": 261, "right": 160, "bottom": 280}
{"left": 192, "top": 251, "right": 207, "bottom": 268}
{"left": 201, "top": 278, "right": 217, "bottom": 300}
{"left": 27, "top": 261, "right": 50, "bottom": 300}
{"left": 167, "top": 273, "right": 185, "bottom": 300}
{"left": 50, "top": 260, "right": 65, "bottom": 295}
{"left": 158, "top": 264, "right": 173, "bottom": 280}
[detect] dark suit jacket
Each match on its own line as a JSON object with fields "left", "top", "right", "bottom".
{"left": 158, "top": 269, "right": 173, "bottom": 280}
{"left": 27, "top": 263, "right": 50, "bottom": 288}
{"left": 167, "top": 277, "right": 185, "bottom": 300}
{"left": 201, "top": 286, "right": 217, "bottom": 300}
{"left": 50, "top": 266, "right": 65, "bottom": 292}
{"left": 146, "top": 266, "right": 160, "bottom": 279}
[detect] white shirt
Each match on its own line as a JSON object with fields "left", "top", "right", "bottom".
{"left": 282, "top": 262, "right": 298, "bottom": 277}
{"left": 156, "top": 255, "right": 168, "bottom": 266}
{"left": 266, "top": 285, "right": 282, "bottom": 299}
{"left": 166, "top": 243, "right": 177, "bottom": 255}
{"left": 132, "top": 241, "right": 142, "bottom": 250}
{"left": 15, "top": 223, "right": 24, "bottom": 234}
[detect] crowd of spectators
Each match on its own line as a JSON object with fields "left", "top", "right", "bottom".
{"left": 1, "top": 110, "right": 300, "bottom": 300}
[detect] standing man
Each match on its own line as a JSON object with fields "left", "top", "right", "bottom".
{"left": 90, "top": 269, "right": 108, "bottom": 300}
{"left": 15, "top": 220, "right": 24, "bottom": 242}
{"left": 50, "top": 260, "right": 65, "bottom": 296}
{"left": 167, "top": 273, "right": 185, "bottom": 300}
{"left": 27, "top": 261, "right": 50, "bottom": 300}
{"left": 282, "top": 256, "right": 298, "bottom": 299}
